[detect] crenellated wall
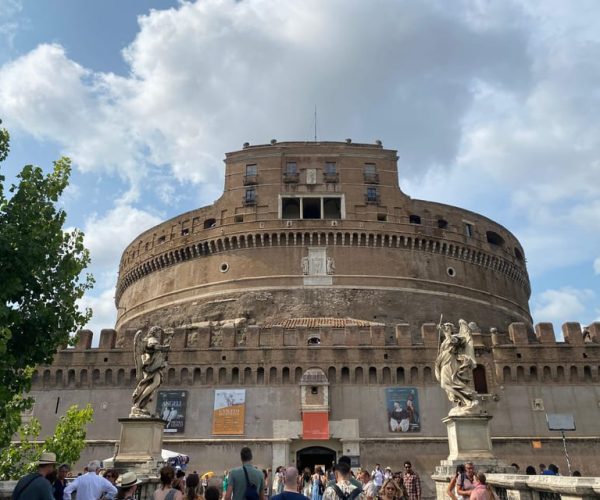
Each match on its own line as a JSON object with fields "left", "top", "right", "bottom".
{"left": 33, "top": 321, "right": 600, "bottom": 392}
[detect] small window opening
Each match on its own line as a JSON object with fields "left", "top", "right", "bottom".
{"left": 377, "top": 213, "right": 387, "bottom": 222}
{"left": 325, "top": 162, "right": 337, "bottom": 174}
{"left": 286, "top": 162, "right": 297, "bottom": 174}
{"left": 473, "top": 365, "right": 488, "bottom": 393}
{"left": 409, "top": 215, "right": 421, "bottom": 224}
{"left": 311, "top": 386, "right": 318, "bottom": 395}
{"left": 157, "top": 235, "right": 166, "bottom": 244}
{"left": 486, "top": 231, "right": 505, "bottom": 246}
{"left": 447, "top": 267, "right": 456, "bottom": 277}
{"left": 204, "top": 218, "right": 217, "bottom": 229}
{"left": 465, "top": 223, "right": 473, "bottom": 238}
{"left": 303, "top": 198, "right": 321, "bottom": 219}
{"left": 234, "top": 214, "right": 244, "bottom": 223}
{"left": 437, "top": 219, "right": 448, "bottom": 229}
{"left": 245, "top": 164, "right": 257, "bottom": 176}
{"left": 181, "top": 228, "right": 190, "bottom": 236}
{"left": 514, "top": 247, "right": 524, "bottom": 260}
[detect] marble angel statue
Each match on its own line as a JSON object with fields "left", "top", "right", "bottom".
{"left": 130, "top": 326, "right": 174, "bottom": 417}
{"left": 434, "top": 319, "right": 478, "bottom": 415}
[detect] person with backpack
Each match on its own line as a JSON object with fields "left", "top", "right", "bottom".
{"left": 225, "top": 447, "right": 265, "bottom": 500}
{"left": 12, "top": 452, "right": 56, "bottom": 500}
{"left": 271, "top": 467, "right": 309, "bottom": 500}
{"left": 322, "top": 461, "right": 365, "bottom": 500}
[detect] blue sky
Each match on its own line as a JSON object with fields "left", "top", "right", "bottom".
{"left": 1, "top": 0, "right": 599, "bottom": 337}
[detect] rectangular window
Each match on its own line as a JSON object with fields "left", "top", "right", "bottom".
{"left": 281, "top": 196, "right": 342, "bottom": 219}
{"left": 286, "top": 162, "right": 297, "bottom": 174}
{"left": 325, "top": 162, "right": 337, "bottom": 174}
{"left": 366, "top": 187, "right": 378, "bottom": 202}
{"left": 302, "top": 198, "right": 321, "bottom": 219}
{"left": 245, "top": 164, "right": 257, "bottom": 176}
{"left": 364, "top": 163, "right": 379, "bottom": 184}
{"left": 465, "top": 222, "right": 473, "bottom": 238}
{"left": 245, "top": 188, "right": 256, "bottom": 203}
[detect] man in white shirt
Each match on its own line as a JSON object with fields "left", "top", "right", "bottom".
{"left": 63, "top": 460, "right": 117, "bottom": 500}
{"left": 371, "top": 465, "right": 383, "bottom": 497}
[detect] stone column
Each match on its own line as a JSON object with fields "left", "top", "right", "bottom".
{"left": 114, "top": 417, "right": 166, "bottom": 474}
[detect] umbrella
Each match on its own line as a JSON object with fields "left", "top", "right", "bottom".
{"left": 201, "top": 471, "right": 215, "bottom": 479}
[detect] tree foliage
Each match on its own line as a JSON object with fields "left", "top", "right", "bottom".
{"left": 0, "top": 404, "right": 94, "bottom": 480}
{"left": 0, "top": 119, "right": 94, "bottom": 447}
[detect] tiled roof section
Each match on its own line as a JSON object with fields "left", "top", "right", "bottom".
{"left": 262, "top": 317, "right": 385, "bottom": 329}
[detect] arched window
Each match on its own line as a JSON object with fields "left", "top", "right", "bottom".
{"left": 204, "top": 218, "right": 216, "bottom": 229}
{"left": 354, "top": 367, "right": 364, "bottom": 384}
{"left": 244, "top": 367, "right": 252, "bottom": 384}
{"left": 257, "top": 367, "right": 265, "bottom": 384}
{"left": 410, "top": 367, "right": 419, "bottom": 384}
{"left": 206, "top": 367, "right": 214, "bottom": 384}
{"left": 473, "top": 365, "right": 488, "bottom": 393}
{"left": 218, "top": 367, "right": 227, "bottom": 384}
{"left": 193, "top": 368, "right": 201, "bottom": 384}
{"left": 486, "top": 231, "right": 505, "bottom": 246}
{"left": 341, "top": 367, "right": 350, "bottom": 383}
{"left": 396, "top": 367, "right": 405, "bottom": 384}
{"left": 516, "top": 366, "right": 525, "bottom": 382}
{"left": 382, "top": 367, "right": 391, "bottom": 384}
{"left": 542, "top": 366, "right": 551, "bottom": 382}
{"left": 328, "top": 367, "right": 336, "bottom": 384}
{"left": 232, "top": 367, "right": 239, "bottom": 384}
{"left": 295, "top": 367, "right": 303, "bottom": 383}
{"left": 269, "top": 367, "right": 278, "bottom": 384}
{"left": 282, "top": 367, "right": 290, "bottom": 384}
{"left": 423, "top": 366, "right": 433, "bottom": 383}
{"left": 502, "top": 366, "right": 512, "bottom": 382}
{"left": 369, "top": 367, "right": 377, "bottom": 384}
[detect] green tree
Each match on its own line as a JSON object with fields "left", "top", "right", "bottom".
{"left": 0, "top": 404, "right": 94, "bottom": 480}
{"left": 0, "top": 119, "right": 94, "bottom": 447}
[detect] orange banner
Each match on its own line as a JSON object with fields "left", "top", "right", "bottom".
{"left": 302, "top": 412, "right": 329, "bottom": 440}
{"left": 212, "top": 390, "right": 246, "bottom": 435}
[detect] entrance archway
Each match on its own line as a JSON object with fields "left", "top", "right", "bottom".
{"left": 296, "top": 446, "right": 336, "bottom": 474}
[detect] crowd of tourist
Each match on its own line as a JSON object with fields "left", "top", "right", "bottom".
{"left": 11, "top": 447, "right": 580, "bottom": 500}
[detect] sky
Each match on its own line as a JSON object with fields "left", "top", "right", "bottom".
{"left": 0, "top": 0, "right": 599, "bottom": 338}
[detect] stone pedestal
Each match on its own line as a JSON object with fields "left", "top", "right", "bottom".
{"left": 433, "top": 414, "right": 514, "bottom": 499}
{"left": 113, "top": 418, "right": 166, "bottom": 474}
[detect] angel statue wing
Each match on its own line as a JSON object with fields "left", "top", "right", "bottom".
{"left": 133, "top": 329, "right": 145, "bottom": 381}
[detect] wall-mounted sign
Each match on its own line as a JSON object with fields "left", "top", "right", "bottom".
{"left": 385, "top": 387, "right": 420, "bottom": 432}
{"left": 302, "top": 412, "right": 329, "bottom": 440}
{"left": 156, "top": 391, "right": 187, "bottom": 434}
{"left": 212, "top": 389, "right": 246, "bottom": 435}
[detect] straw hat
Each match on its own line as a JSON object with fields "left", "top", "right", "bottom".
{"left": 118, "top": 471, "right": 143, "bottom": 488}
{"left": 37, "top": 452, "right": 57, "bottom": 465}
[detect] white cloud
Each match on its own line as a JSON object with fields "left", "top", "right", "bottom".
{"left": 594, "top": 257, "right": 600, "bottom": 275}
{"left": 83, "top": 204, "right": 162, "bottom": 272}
{"left": 1, "top": 0, "right": 600, "bottom": 327}
{"left": 78, "top": 287, "right": 117, "bottom": 338}
{"left": 532, "top": 287, "right": 595, "bottom": 325}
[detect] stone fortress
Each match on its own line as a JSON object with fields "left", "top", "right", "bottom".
{"left": 29, "top": 141, "right": 600, "bottom": 497}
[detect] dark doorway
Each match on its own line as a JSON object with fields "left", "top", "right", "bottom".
{"left": 296, "top": 446, "right": 336, "bottom": 474}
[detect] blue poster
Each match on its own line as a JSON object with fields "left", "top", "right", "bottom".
{"left": 385, "top": 387, "right": 420, "bottom": 432}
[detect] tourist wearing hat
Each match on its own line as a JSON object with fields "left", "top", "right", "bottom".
{"left": 116, "top": 471, "right": 142, "bottom": 500}
{"left": 11, "top": 451, "right": 56, "bottom": 500}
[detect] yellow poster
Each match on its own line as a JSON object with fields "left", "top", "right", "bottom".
{"left": 212, "top": 389, "right": 246, "bottom": 435}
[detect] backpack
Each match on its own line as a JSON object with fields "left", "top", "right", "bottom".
{"left": 332, "top": 484, "right": 362, "bottom": 500}
{"left": 243, "top": 465, "right": 260, "bottom": 500}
